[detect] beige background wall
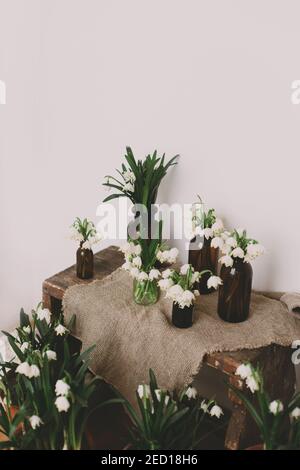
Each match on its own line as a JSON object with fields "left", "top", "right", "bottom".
{"left": 0, "top": 0, "right": 300, "bottom": 331}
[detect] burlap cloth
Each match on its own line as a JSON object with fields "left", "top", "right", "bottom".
{"left": 62, "top": 268, "right": 300, "bottom": 405}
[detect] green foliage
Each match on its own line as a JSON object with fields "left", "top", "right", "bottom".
{"left": 72, "top": 217, "right": 97, "bottom": 242}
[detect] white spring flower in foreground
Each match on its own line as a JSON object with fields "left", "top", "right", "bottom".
{"left": 246, "top": 375, "right": 259, "bottom": 393}
{"left": 219, "top": 255, "right": 234, "bottom": 268}
{"left": 44, "top": 350, "right": 57, "bottom": 361}
{"left": 269, "top": 400, "right": 284, "bottom": 415}
{"left": 55, "top": 379, "right": 70, "bottom": 397}
{"left": 137, "top": 384, "right": 151, "bottom": 399}
{"left": 55, "top": 396, "right": 70, "bottom": 413}
{"left": 211, "top": 236, "right": 224, "bottom": 249}
{"left": 185, "top": 387, "right": 197, "bottom": 400}
{"left": 180, "top": 264, "right": 190, "bottom": 275}
{"left": 16, "top": 362, "right": 40, "bottom": 379}
{"left": 23, "top": 326, "right": 31, "bottom": 334}
{"left": 207, "top": 276, "right": 222, "bottom": 290}
{"left": 291, "top": 407, "right": 300, "bottom": 420}
{"left": 36, "top": 307, "right": 52, "bottom": 325}
{"left": 55, "top": 324, "right": 68, "bottom": 336}
{"left": 200, "top": 400, "right": 209, "bottom": 413}
{"left": 210, "top": 405, "right": 223, "bottom": 418}
{"left": 148, "top": 269, "right": 160, "bottom": 281}
{"left": 29, "top": 415, "right": 43, "bottom": 430}
{"left": 231, "top": 247, "right": 245, "bottom": 259}
{"left": 235, "top": 363, "right": 252, "bottom": 380}
{"left": 137, "top": 271, "right": 148, "bottom": 282}
{"left": 158, "top": 278, "right": 174, "bottom": 291}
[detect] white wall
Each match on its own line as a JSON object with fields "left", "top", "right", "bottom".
{"left": 1, "top": 0, "right": 300, "bottom": 331}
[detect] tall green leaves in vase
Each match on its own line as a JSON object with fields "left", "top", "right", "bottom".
{"left": 103, "top": 147, "right": 178, "bottom": 239}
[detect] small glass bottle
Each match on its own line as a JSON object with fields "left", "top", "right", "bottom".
{"left": 76, "top": 244, "right": 94, "bottom": 279}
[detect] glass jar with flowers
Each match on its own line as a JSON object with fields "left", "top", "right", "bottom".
{"left": 70, "top": 218, "right": 102, "bottom": 280}
{"left": 159, "top": 264, "right": 222, "bottom": 328}
{"left": 120, "top": 222, "right": 177, "bottom": 305}
{"left": 188, "top": 199, "right": 224, "bottom": 295}
{"left": 217, "top": 229, "right": 265, "bottom": 323}
{"left": 103, "top": 147, "right": 178, "bottom": 241}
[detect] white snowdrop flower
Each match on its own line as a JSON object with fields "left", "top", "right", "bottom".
{"left": 16, "top": 362, "right": 31, "bottom": 377}
{"left": 166, "top": 284, "right": 184, "bottom": 302}
{"left": 37, "top": 307, "right": 51, "bottom": 325}
{"left": 20, "top": 342, "right": 29, "bottom": 353}
{"left": 168, "top": 247, "right": 179, "bottom": 263}
{"left": 23, "top": 326, "right": 31, "bottom": 334}
{"left": 231, "top": 247, "right": 244, "bottom": 259}
{"left": 119, "top": 242, "right": 132, "bottom": 255}
{"left": 132, "top": 256, "right": 142, "bottom": 269}
{"left": 29, "top": 415, "right": 43, "bottom": 430}
{"left": 226, "top": 237, "right": 237, "bottom": 248}
{"left": 180, "top": 264, "right": 190, "bottom": 275}
{"left": 235, "top": 364, "right": 252, "bottom": 380}
{"left": 44, "top": 350, "right": 57, "bottom": 361}
{"left": 210, "top": 405, "right": 223, "bottom": 419}
{"left": 158, "top": 278, "right": 174, "bottom": 290}
{"left": 207, "top": 276, "right": 223, "bottom": 290}
{"left": 130, "top": 267, "right": 140, "bottom": 279}
{"left": 219, "top": 255, "right": 234, "bottom": 268}
{"left": 82, "top": 240, "right": 91, "bottom": 250}
{"left": 191, "top": 272, "right": 200, "bottom": 284}
{"left": 181, "top": 290, "right": 195, "bottom": 306}
{"left": 200, "top": 400, "right": 209, "bottom": 413}
{"left": 138, "top": 271, "right": 148, "bottom": 282}
{"left": 291, "top": 407, "right": 300, "bottom": 420}
{"left": 211, "top": 237, "right": 224, "bottom": 249}
{"left": 133, "top": 244, "right": 142, "bottom": 255}
{"left": 221, "top": 243, "right": 231, "bottom": 255}
{"left": 55, "top": 396, "right": 70, "bottom": 413}
{"left": 185, "top": 387, "right": 197, "bottom": 399}
{"left": 193, "top": 289, "right": 200, "bottom": 297}
{"left": 246, "top": 243, "right": 265, "bottom": 260}
{"left": 55, "top": 379, "right": 70, "bottom": 397}
{"left": 29, "top": 365, "right": 40, "bottom": 378}
{"left": 55, "top": 324, "right": 68, "bottom": 336}
{"left": 246, "top": 375, "right": 259, "bottom": 393}
{"left": 269, "top": 400, "right": 284, "bottom": 415}
{"left": 194, "top": 226, "right": 204, "bottom": 237}
{"left": 149, "top": 269, "right": 160, "bottom": 281}
{"left": 123, "top": 182, "right": 135, "bottom": 193}
{"left": 123, "top": 169, "right": 136, "bottom": 183}
{"left": 203, "top": 228, "right": 214, "bottom": 240}
{"left": 212, "top": 219, "right": 224, "bottom": 234}
{"left": 137, "top": 384, "right": 150, "bottom": 399}
{"left": 122, "top": 261, "right": 132, "bottom": 271}
{"left": 155, "top": 389, "right": 168, "bottom": 403}
{"left": 162, "top": 269, "right": 172, "bottom": 279}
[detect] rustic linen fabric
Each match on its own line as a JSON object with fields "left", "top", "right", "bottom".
{"left": 281, "top": 292, "right": 300, "bottom": 319}
{"left": 63, "top": 268, "right": 300, "bottom": 405}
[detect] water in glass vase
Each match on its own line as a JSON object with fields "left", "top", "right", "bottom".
{"left": 133, "top": 279, "right": 159, "bottom": 305}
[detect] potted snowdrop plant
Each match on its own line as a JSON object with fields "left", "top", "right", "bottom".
{"left": 188, "top": 200, "right": 225, "bottom": 295}
{"left": 121, "top": 222, "right": 178, "bottom": 305}
{"left": 159, "top": 264, "right": 222, "bottom": 328}
{"left": 71, "top": 217, "right": 102, "bottom": 280}
{"left": 232, "top": 363, "right": 300, "bottom": 450}
{"left": 217, "top": 229, "right": 265, "bottom": 323}
{"left": 0, "top": 305, "right": 104, "bottom": 450}
{"left": 103, "top": 147, "right": 178, "bottom": 240}
{"left": 119, "top": 369, "right": 224, "bottom": 450}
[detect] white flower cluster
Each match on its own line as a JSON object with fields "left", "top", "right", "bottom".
{"left": 184, "top": 387, "right": 223, "bottom": 418}
{"left": 70, "top": 224, "right": 102, "bottom": 250}
{"left": 217, "top": 230, "right": 265, "bottom": 268}
{"left": 16, "top": 362, "right": 40, "bottom": 379}
{"left": 55, "top": 379, "right": 71, "bottom": 413}
{"left": 158, "top": 265, "right": 222, "bottom": 309}
{"left": 195, "top": 218, "right": 225, "bottom": 242}
{"left": 235, "top": 363, "right": 260, "bottom": 394}
{"left": 122, "top": 168, "right": 136, "bottom": 193}
{"left": 156, "top": 247, "right": 179, "bottom": 265}
{"left": 36, "top": 306, "right": 52, "bottom": 325}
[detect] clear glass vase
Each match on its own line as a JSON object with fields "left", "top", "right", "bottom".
{"left": 133, "top": 279, "right": 159, "bottom": 305}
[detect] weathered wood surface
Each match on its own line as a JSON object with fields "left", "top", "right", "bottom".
{"left": 42, "top": 245, "right": 295, "bottom": 449}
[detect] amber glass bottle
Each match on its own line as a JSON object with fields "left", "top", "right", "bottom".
{"left": 189, "top": 236, "right": 218, "bottom": 294}
{"left": 76, "top": 244, "right": 94, "bottom": 279}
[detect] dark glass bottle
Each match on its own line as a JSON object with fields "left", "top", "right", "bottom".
{"left": 76, "top": 244, "right": 94, "bottom": 279}
{"left": 188, "top": 236, "right": 219, "bottom": 294}
{"left": 172, "top": 303, "right": 194, "bottom": 328}
{"left": 217, "top": 259, "right": 253, "bottom": 323}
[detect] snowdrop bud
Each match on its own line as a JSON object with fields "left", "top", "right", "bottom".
{"left": 219, "top": 255, "right": 234, "bottom": 268}
{"left": 29, "top": 415, "right": 43, "bottom": 430}
{"left": 235, "top": 363, "right": 252, "bottom": 380}
{"left": 138, "top": 271, "right": 148, "bottom": 282}
{"left": 210, "top": 405, "right": 223, "bottom": 418}
{"left": 149, "top": 269, "right": 160, "bottom": 281}
{"left": 55, "top": 324, "right": 68, "bottom": 336}
{"left": 207, "top": 276, "right": 223, "bottom": 290}
{"left": 44, "top": 350, "right": 57, "bottom": 361}
{"left": 55, "top": 379, "right": 71, "bottom": 397}
{"left": 291, "top": 407, "right": 300, "bottom": 420}
{"left": 29, "top": 365, "right": 40, "bottom": 378}
{"left": 269, "top": 400, "right": 284, "bottom": 415}
{"left": 200, "top": 400, "right": 209, "bottom": 413}
{"left": 23, "top": 326, "right": 31, "bottom": 334}
{"left": 211, "top": 237, "right": 224, "bottom": 249}
{"left": 137, "top": 384, "right": 150, "bottom": 399}
{"left": 193, "top": 289, "right": 200, "bottom": 297}
{"left": 55, "top": 396, "right": 70, "bottom": 413}
{"left": 180, "top": 264, "right": 190, "bottom": 275}
{"left": 20, "top": 342, "right": 29, "bottom": 353}
{"left": 132, "top": 256, "right": 142, "bottom": 269}
{"left": 231, "top": 247, "right": 244, "bottom": 259}
{"left": 185, "top": 387, "right": 197, "bottom": 399}
{"left": 37, "top": 307, "right": 51, "bottom": 325}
